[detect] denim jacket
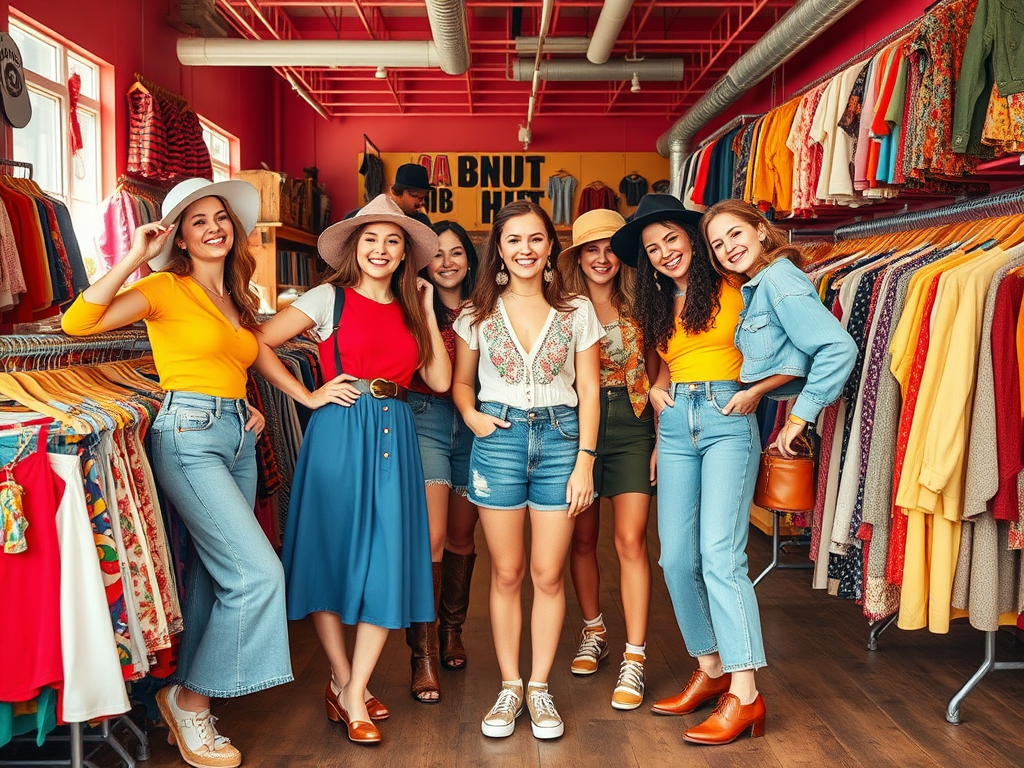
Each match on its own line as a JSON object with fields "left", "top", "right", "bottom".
{"left": 736, "top": 258, "right": 857, "bottom": 423}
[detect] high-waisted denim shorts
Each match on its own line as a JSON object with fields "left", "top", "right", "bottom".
{"left": 467, "top": 402, "right": 578, "bottom": 512}
{"left": 408, "top": 391, "right": 473, "bottom": 495}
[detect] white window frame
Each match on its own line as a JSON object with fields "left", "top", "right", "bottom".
{"left": 200, "top": 117, "right": 239, "bottom": 182}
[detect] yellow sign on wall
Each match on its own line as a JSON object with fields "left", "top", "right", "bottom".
{"left": 357, "top": 152, "right": 670, "bottom": 231}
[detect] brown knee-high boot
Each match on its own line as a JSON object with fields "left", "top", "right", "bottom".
{"left": 438, "top": 550, "right": 476, "bottom": 670}
{"left": 407, "top": 562, "right": 442, "bottom": 703}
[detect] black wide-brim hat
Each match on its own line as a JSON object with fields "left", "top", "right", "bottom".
{"left": 610, "top": 193, "right": 703, "bottom": 267}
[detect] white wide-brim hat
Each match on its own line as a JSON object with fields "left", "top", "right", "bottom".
{"left": 317, "top": 194, "right": 439, "bottom": 272}
{"left": 150, "top": 178, "right": 261, "bottom": 270}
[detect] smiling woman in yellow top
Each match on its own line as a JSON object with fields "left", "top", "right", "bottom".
{"left": 61, "top": 178, "right": 292, "bottom": 768}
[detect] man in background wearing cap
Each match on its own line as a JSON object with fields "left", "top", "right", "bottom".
{"left": 346, "top": 163, "right": 433, "bottom": 226}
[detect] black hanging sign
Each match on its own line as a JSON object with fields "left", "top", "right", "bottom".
{"left": 0, "top": 31, "right": 31, "bottom": 129}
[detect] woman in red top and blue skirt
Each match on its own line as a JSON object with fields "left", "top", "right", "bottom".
{"left": 254, "top": 195, "right": 451, "bottom": 745}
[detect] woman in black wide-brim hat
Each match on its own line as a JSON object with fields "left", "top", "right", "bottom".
{"left": 612, "top": 194, "right": 778, "bottom": 746}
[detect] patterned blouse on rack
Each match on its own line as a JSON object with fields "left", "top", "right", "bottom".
{"left": 598, "top": 313, "right": 650, "bottom": 418}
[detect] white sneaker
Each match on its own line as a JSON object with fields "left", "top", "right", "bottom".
{"left": 527, "top": 683, "right": 564, "bottom": 739}
{"left": 156, "top": 684, "right": 242, "bottom": 768}
{"left": 570, "top": 626, "right": 609, "bottom": 675}
{"left": 481, "top": 682, "right": 524, "bottom": 738}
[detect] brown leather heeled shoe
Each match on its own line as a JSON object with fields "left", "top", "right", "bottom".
{"left": 324, "top": 683, "right": 382, "bottom": 744}
{"left": 365, "top": 696, "right": 389, "bottom": 721}
{"left": 651, "top": 670, "right": 731, "bottom": 715}
{"left": 683, "top": 693, "right": 766, "bottom": 745}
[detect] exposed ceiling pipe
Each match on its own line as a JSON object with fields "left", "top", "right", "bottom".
{"left": 656, "top": 0, "right": 866, "bottom": 196}
{"left": 520, "top": 0, "right": 554, "bottom": 151}
{"left": 178, "top": 38, "right": 442, "bottom": 68}
{"left": 587, "top": 0, "right": 636, "bottom": 64}
{"left": 424, "top": 0, "right": 471, "bottom": 75}
{"left": 511, "top": 58, "right": 684, "bottom": 82}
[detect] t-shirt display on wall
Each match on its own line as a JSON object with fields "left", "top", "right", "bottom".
{"left": 357, "top": 152, "right": 669, "bottom": 230}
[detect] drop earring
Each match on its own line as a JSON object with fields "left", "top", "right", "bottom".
{"left": 655, "top": 280, "right": 662, "bottom": 291}
{"left": 495, "top": 261, "right": 509, "bottom": 286}
{"left": 543, "top": 258, "right": 554, "bottom": 283}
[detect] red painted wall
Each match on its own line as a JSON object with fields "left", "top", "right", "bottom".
{"left": 277, "top": 84, "right": 676, "bottom": 216}
{"left": 7, "top": 0, "right": 275, "bottom": 188}
{"left": 698, "top": 0, "right": 932, "bottom": 144}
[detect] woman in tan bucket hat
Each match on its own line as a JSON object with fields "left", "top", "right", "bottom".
{"left": 558, "top": 209, "right": 658, "bottom": 712}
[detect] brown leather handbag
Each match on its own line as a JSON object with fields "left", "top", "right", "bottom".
{"left": 753, "top": 432, "right": 816, "bottom": 513}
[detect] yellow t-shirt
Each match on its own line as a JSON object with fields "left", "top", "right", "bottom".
{"left": 660, "top": 282, "right": 744, "bottom": 383}
{"left": 62, "top": 273, "right": 258, "bottom": 399}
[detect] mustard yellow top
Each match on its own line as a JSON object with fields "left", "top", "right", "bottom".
{"left": 62, "top": 273, "right": 258, "bottom": 399}
{"left": 660, "top": 282, "right": 744, "bottom": 382}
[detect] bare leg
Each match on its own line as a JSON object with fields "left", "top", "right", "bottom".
{"left": 445, "top": 492, "right": 479, "bottom": 556}
{"left": 569, "top": 500, "right": 601, "bottom": 621}
{"left": 610, "top": 493, "right": 652, "bottom": 647}
{"left": 527, "top": 507, "right": 576, "bottom": 684}
{"left": 477, "top": 505, "right": 527, "bottom": 681}
{"left": 340, "top": 623, "right": 391, "bottom": 723}
{"left": 425, "top": 484, "right": 451, "bottom": 563}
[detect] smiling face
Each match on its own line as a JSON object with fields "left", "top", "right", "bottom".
{"left": 499, "top": 212, "right": 552, "bottom": 281}
{"left": 355, "top": 222, "right": 407, "bottom": 279}
{"left": 642, "top": 222, "right": 692, "bottom": 283}
{"left": 176, "top": 196, "right": 234, "bottom": 262}
{"left": 427, "top": 229, "right": 470, "bottom": 290}
{"left": 578, "top": 238, "right": 620, "bottom": 288}
{"left": 705, "top": 212, "right": 766, "bottom": 278}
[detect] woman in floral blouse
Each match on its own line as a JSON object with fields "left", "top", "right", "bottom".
{"left": 452, "top": 200, "right": 602, "bottom": 741}
{"left": 557, "top": 209, "right": 657, "bottom": 712}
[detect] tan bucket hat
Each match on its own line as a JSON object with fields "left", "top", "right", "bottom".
{"left": 318, "top": 194, "right": 439, "bottom": 271}
{"left": 557, "top": 208, "right": 627, "bottom": 273}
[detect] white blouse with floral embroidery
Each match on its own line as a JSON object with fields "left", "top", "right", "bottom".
{"left": 453, "top": 295, "right": 604, "bottom": 410}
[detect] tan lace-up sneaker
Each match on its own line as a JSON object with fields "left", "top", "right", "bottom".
{"left": 526, "top": 683, "right": 564, "bottom": 739}
{"left": 156, "top": 685, "right": 242, "bottom": 768}
{"left": 481, "top": 681, "right": 524, "bottom": 738}
{"left": 610, "top": 653, "right": 646, "bottom": 710}
{"left": 570, "top": 625, "right": 609, "bottom": 675}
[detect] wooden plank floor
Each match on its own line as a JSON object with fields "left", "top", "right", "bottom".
{"left": 27, "top": 500, "right": 1024, "bottom": 767}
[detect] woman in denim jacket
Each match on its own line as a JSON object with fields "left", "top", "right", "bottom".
{"left": 701, "top": 200, "right": 856, "bottom": 456}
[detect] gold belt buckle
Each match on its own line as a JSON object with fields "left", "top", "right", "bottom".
{"left": 369, "top": 378, "right": 398, "bottom": 399}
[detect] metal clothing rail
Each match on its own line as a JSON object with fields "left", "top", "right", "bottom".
{"left": 0, "top": 159, "right": 33, "bottom": 179}
{"left": 834, "top": 186, "right": 1024, "bottom": 240}
{"left": 1, "top": 717, "right": 149, "bottom": 768}
{"left": 695, "top": 114, "right": 763, "bottom": 152}
{"left": 0, "top": 330, "right": 149, "bottom": 373}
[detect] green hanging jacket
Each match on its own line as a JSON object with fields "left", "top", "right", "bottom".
{"left": 951, "top": 0, "right": 1024, "bottom": 155}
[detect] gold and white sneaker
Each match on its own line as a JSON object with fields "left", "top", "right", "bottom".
{"left": 570, "top": 626, "right": 609, "bottom": 675}
{"left": 156, "top": 684, "right": 242, "bottom": 768}
{"left": 481, "top": 681, "right": 524, "bottom": 738}
{"left": 527, "top": 683, "right": 564, "bottom": 739}
{"left": 610, "top": 653, "right": 645, "bottom": 710}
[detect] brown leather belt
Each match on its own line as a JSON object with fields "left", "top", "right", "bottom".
{"left": 352, "top": 378, "right": 409, "bottom": 402}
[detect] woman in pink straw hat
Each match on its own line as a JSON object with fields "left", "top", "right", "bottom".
{"left": 253, "top": 194, "right": 450, "bottom": 746}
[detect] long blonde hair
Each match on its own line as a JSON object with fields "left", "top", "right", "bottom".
{"left": 162, "top": 197, "right": 260, "bottom": 329}
{"left": 318, "top": 223, "right": 434, "bottom": 368}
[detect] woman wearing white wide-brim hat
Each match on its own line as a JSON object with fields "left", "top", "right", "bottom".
{"left": 253, "top": 194, "right": 450, "bottom": 745}
{"left": 62, "top": 177, "right": 293, "bottom": 768}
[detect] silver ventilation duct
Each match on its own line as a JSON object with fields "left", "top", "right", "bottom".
{"left": 655, "top": 0, "right": 866, "bottom": 194}
{"left": 512, "top": 58, "right": 685, "bottom": 82}
{"left": 425, "top": 0, "right": 470, "bottom": 75}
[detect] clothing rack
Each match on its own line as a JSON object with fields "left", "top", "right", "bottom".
{"left": 831, "top": 188, "right": 1024, "bottom": 722}
{"left": 834, "top": 186, "right": 1024, "bottom": 239}
{"left": 115, "top": 174, "right": 171, "bottom": 201}
{"left": 0, "top": 159, "right": 33, "bottom": 179}
{"left": 131, "top": 73, "right": 187, "bottom": 106}
{"left": 0, "top": 330, "right": 150, "bottom": 373}
{"left": 695, "top": 114, "right": 763, "bottom": 151}
{"left": 2, "top": 718, "right": 149, "bottom": 768}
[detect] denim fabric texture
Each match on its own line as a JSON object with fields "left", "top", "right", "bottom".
{"left": 656, "top": 381, "right": 766, "bottom": 672}
{"left": 149, "top": 391, "right": 292, "bottom": 697}
{"left": 467, "top": 403, "right": 579, "bottom": 511}
{"left": 408, "top": 391, "right": 473, "bottom": 494}
{"left": 737, "top": 258, "right": 857, "bottom": 423}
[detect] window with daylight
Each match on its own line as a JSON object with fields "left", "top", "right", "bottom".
{"left": 200, "top": 119, "right": 237, "bottom": 183}
{"left": 9, "top": 18, "right": 106, "bottom": 280}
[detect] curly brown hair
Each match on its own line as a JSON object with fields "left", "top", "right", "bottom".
{"left": 700, "top": 199, "right": 803, "bottom": 282}
{"left": 633, "top": 221, "right": 722, "bottom": 352}
{"left": 163, "top": 197, "right": 260, "bottom": 330}
{"left": 467, "top": 201, "right": 572, "bottom": 325}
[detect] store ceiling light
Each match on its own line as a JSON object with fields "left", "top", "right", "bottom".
{"left": 375, "top": 66, "right": 388, "bottom": 79}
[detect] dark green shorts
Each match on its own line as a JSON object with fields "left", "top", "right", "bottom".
{"left": 594, "top": 387, "right": 656, "bottom": 498}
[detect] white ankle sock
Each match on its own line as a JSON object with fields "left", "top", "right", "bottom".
{"left": 584, "top": 614, "right": 605, "bottom": 630}
{"left": 625, "top": 642, "right": 646, "bottom": 658}
{"left": 502, "top": 678, "right": 523, "bottom": 690}
{"left": 527, "top": 680, "right": 547, "bottom": 691}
